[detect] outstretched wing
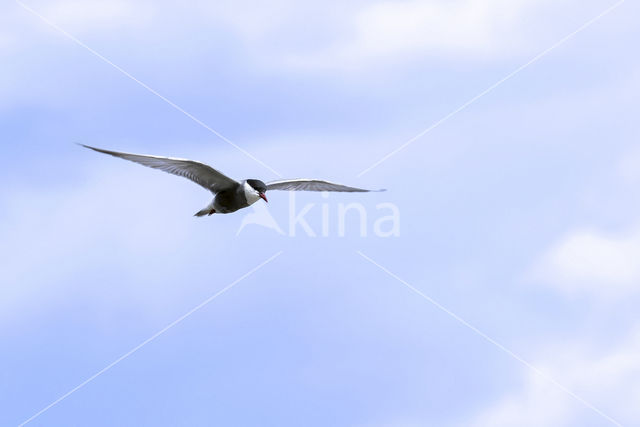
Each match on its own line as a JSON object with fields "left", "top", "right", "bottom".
{"left": 81, "top": 144, "right": 238, "bottom": 193}
{"left": 266, "top": 179, "right": 384, "bottom": 192}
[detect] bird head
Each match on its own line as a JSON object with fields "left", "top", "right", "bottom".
{"left": 247, "top": 179, "right": 268, "bottom": 202}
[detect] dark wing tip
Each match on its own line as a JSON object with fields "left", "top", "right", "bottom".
{"left": 77, "top": 144, "right": 120, "bottom": 157}
{"left": 77, "top": 143, "right": 100, "bottom": 151}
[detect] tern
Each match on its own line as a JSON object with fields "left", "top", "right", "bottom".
{"left": 81, "top": 145, "right": 384, "bottom": 216}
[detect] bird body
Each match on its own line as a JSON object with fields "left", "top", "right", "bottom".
{"left": 80, "top": 145, "right": 383, "bottom": 216}
{"left": 194, "top": 180, "right": 264, "bottom": 216}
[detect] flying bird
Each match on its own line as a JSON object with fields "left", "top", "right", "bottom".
{"left": 81, "top": 145, "right": 384, "bottom": 216}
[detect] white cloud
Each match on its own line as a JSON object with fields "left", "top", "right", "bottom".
{"left": 0, "top": 1, "right": 151, "bottom": 51}
{"left": 468, "top": 328, "right": 640, "bottom": 427}
{"left": 31, "top": 0, "right": 152, "bottom": 34}
{"left": 192, "top": 0, "right": 567, "bottom": 70}
{"left": 532, "top": 227, "right": 640, "bottom": 297}
{"left": 286, "top": 0, "right": 548, "bottom": 69}
{"left": 6, "top": 0, "right": 626, "bottom": 78}
{"left": 350, "top": 0, "right": 529, "bottom": 54}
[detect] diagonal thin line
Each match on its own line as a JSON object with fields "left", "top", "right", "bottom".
{"left": 357, "top": 250, "right": 623, "bottom": 427}
{"left": 16, "top": 0, "right": 282, "bottom": 178}
{"left": 357, "top": 0, "right": 625, "bottom": 177}
{"left": 18, "top": 251, "right": 283, "bottom": 427}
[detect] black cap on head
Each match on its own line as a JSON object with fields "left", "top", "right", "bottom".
{"left": 247, "top": 179, "right": 267, "bottom": 193}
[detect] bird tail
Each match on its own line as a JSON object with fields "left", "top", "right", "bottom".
{"left": 194, "top": 203, "right": 215, "bottom": 217}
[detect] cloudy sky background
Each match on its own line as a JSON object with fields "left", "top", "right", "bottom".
{"left": 1, "top": 0, "right": 639, "bottom": 425}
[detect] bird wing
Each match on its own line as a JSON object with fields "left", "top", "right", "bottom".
{"left": 266, "top": 179, "right": 384, "bottom": 192}
{"left": 81, "top": 144, "right": 238, "bottom": 193}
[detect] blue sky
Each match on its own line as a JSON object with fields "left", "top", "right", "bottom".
{"left": 2, "top": 0, "right": 639, "bottom": 426}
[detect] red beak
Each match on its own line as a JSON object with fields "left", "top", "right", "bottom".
{"left": 259, "top": 193, "right": 268, "bottom": 203}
